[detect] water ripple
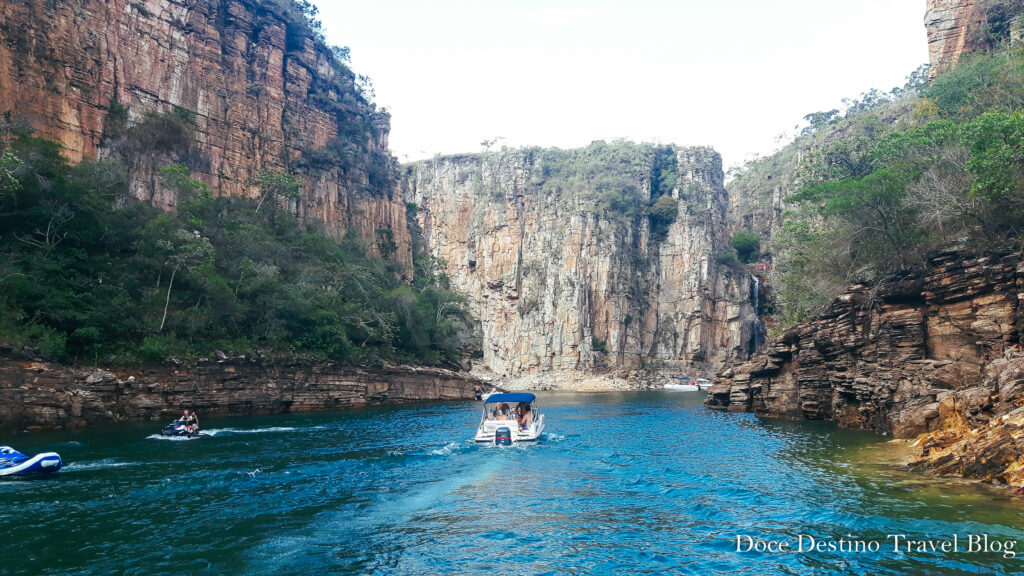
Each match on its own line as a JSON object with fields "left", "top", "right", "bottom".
{"left": 3, "top": 392, "right": 1024, "bottom": 575}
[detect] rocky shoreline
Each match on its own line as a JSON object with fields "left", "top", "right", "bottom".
{"left": 0, "top": 349, "right": 481, "bottom": 433}
{"left": 706, "top": 250, "right": 1024, "bottom": 488}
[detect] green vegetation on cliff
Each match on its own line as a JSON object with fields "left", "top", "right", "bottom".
{"left": 752, "top": 48, "right": 1024, "bottom": 327}
{"left": 0, "top": 128, "right": 469, "bottom": 366}
{"left": 523, "top": 140, "right": 681, "bottom": 239}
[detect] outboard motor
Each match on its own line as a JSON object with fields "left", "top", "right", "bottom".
{"left": 494, "top": 427, "right": 513, "bottom": 446}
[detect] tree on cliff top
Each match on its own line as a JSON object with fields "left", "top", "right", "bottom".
{"left": 772, "top": 47, "right": 1024, "bottom": 328}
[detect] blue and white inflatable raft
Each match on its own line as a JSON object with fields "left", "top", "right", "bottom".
{"left": 0, "top": 446, "right": 62, "bottom": 477}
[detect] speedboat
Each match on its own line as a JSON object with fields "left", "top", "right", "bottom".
{"left": 665, "top": 377, "right": 712, "bottom": 392}
{"left": 0, "top": 446, "right": 62, "bottom": 477}
{"left": 665, "top": 379, "right": 700, "bottom": 391}
{"left": 161, "top": 420, "right": 206, "bottom": 438}
{"left": 474, "top": 393, "right": 545, "bottom": 445}
{"left": 475, "top": 387, "right": 500, "bottom": 402}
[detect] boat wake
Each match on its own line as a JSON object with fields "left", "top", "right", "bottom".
{"left": 428, "top": 442, "right": 463, "bottom": 456}
{"left": 202, "top": 426, "right": 300, "bottom": 436}
{"left": 147, "top": 425, "right": 326, "bottom": 441}
{"left": 64, "top": 459, "right": 139, "bottom": 471}
{"left": 249, "top": 445, "right": 503, "bottom": 571}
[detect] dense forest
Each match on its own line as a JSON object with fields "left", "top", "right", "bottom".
{"left": 748, "top": 45, "right": 1024, "bottom": 328}
{"left": 0, "top": 129, "right": 470, "bottom": 368}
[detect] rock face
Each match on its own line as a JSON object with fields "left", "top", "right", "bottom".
{"left": 908, "top": 349, "right": 1024, "bottom": 487}
{"left": 925, "top": 0, "right": 1024, "bottom": 76}
{"left": 0, "top": 0, "right": 410, "bottom": 265}
{"left": 404, "top": 144, "right": 756, "bottom": 386}
{"left": 706, "top": 250, "right": 1024, "bottom": 484}
{"left": 0, "top": 350, "right": 479, "bottom": 432}
{"left": 726, "top": 150, "right": 796, "bottom": 240}
{"left": 707, "top": 251, "right": 1021, "bottom": 433}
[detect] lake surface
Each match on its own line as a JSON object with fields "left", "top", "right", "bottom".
{"left": 3, "top": 391, "right": 1023, "bottom": 575}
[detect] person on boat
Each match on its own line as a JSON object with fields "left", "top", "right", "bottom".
{"left": 496, "top": 402, "right": 511, "bottom": 419}
{"left": 517, "top": 403, "right": 533, "bottom": 430}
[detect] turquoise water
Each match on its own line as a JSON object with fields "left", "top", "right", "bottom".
{"left": 2, "top": 391, "right": 1023, "bottom": 575}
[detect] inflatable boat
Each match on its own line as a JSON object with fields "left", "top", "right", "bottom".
{"left": 0, "top": 446, "right": 62, "bottom": 477}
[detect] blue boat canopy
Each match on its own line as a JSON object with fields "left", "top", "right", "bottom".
{"left": 485, "top": 393, "right": 536, "bottom": 403}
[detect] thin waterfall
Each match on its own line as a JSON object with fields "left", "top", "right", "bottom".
{"left": 751, "top": 274, "right": 759, "bottom": 312}
{"left": 749, "top": 274, "right": 766, "bottom": 356}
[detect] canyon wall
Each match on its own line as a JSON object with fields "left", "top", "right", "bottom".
{"left": 706, "top": 249, "right": 1024, "bottom": 485}
{"left": 0, "top": 349, "right": 478, "bottom": 433}
{"left": 0, "top": 0, "right": 409, "bottom": 265}
{"left": 404, "top": 144, "right": 756, "bottom": 387}
{"left": 925, "top": 0, "right": 1024, "bottom": 76}
{"left": 706, "top": 250, "right": 1021, "bottom": 435}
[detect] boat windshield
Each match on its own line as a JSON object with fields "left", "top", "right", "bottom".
{"left": 481, "top": 401, "right": 534, "bottom": 421}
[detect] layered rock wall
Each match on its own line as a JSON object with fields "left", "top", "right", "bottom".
{"left": 707, "top": 250, "right": 1022, "bottom": 439}
{"left": 0, "top": 351, "right": 479, "bottom": 433}
{"left": 0, "top": 0, "right": 409, "bottom": 265}
{"left": 925, "top": 0, "right": 1024, "bottom": 76}
{"left": 404, "top": 145, "right": 755, "bottom": 386}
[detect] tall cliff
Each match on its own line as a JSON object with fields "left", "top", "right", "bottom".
{"left": 0, "top": 0, "right": 410, "bottom": 265}
{"left": 925, "top": 0, "right": 1024, "bottom": 76}
{"left": 404, "top": 143, "right": 756, "bottom": 387}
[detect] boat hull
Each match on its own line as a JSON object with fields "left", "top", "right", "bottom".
{"left": 474, "top": 416, "right": 546, "bottom": 444}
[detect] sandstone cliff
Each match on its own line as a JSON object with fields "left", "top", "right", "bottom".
{"left": 925, "top": 0, "right": 1024, "bottom": 76}
{"left": 706, "top": 250, "right": 1024, "bottom": 486}
{"left": 0, "top": 0, "right": 410, "bottom": 265}
{"left": 404, "top": 144, "right": 757, "bottom": 388}
{"left": 0, "top": 349, "right": 479, "bottom": 433}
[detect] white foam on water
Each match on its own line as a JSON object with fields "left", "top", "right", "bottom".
{"left": 429, "top": 442, "right": 462, "bottom": 456}
{"left": 202, "top": 427, "right": 297, "bottom": 436}
{"left": 64, "top": 459, "right": 139, "bottom": 471}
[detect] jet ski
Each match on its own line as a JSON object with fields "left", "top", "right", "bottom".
{"left": 161, "top": 420, "right": 206, "bottom": 438}
{"left": 0, "top": 446, "right": 63, "bottom": 477}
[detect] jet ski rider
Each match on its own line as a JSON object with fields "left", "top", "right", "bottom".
{"left": 182, "top": 409, "right": 199, "bottom": 434}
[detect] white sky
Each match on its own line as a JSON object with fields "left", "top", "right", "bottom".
{"left": 312, "top": 0, "right": 929, "bottom": 169}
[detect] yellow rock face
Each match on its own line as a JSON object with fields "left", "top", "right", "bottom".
{"left": 0, "top": 0, "right": 410, "bottom": 265}
{"left": 405, "top": 147, "right": 756, "bottom": 388}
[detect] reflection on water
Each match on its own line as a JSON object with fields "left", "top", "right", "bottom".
{"left": 2, "top": 391, "right": 1023, "bottom": 575}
